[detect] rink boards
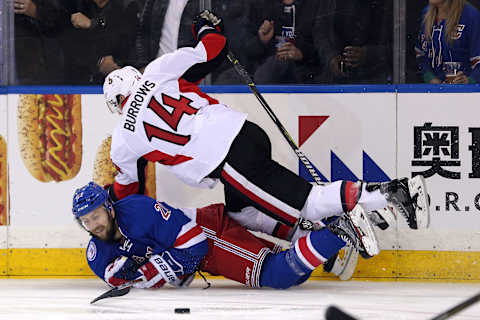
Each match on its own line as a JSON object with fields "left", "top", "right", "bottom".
{"left": 0, "top": 85, "right": 479, "bottom": 280}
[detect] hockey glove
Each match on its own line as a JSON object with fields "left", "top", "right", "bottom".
{"left": 192, "top": 10, "right": 224, "bottom": 41}
{"left": 104, "top": 256, "right": 143, "bottom": 287}
{"left": 135, "top": 251, "right": 195, "bottom": 289}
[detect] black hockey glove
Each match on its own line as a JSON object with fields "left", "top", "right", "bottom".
{"left": 192, "top": 10, "right": 224, "bottom": 41}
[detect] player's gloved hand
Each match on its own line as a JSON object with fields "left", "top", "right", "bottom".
{"left": 192, "top": 9, "right": 224, "bottom": 40}
{"left": 134, "top": 251, "right": 192, "bottom": 289}
{"left": 104, "top": 256, "right": 143, "bottom": 287}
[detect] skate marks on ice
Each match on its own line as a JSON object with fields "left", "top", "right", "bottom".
{"left": 0, "top": 279, "right": 480, "bottom": 320}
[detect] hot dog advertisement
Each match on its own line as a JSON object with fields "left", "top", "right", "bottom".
{"left": 93, "top": 136, "right": 156, "bottom": 198}
{"left": 17, "top": 94, "right": 82, "bottom": 182}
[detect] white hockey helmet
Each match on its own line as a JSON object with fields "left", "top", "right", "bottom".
{"left": 103, "top": 66, "right": 142, "bottom": 114}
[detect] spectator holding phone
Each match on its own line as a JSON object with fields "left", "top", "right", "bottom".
{"left": 243, "top": 0, "right": 322, "bottom": 84}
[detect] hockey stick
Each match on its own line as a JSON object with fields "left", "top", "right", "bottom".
{"left": 90, "top": 280, "right": 141, "bottom": 304}
{"left": 430, "top": 291, "right": 480, "bottom": 320}
{"left": 325, "top": 306, "right": 358, "bottom": 320}
{"left": 226, "top": 52, "right": 324, "bottom": 186}
{"left": 325, "top": 291, "right": 480, "bottom": 320}
{"left": 226, "top": 51, "right": 362, "bottom": 274}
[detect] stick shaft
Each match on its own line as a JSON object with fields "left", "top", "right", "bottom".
{"left": 227, "top": 52, "right": 323, "bottom": 185}
{"left": 431, "top": 292, "right": 480, "bottom": 320}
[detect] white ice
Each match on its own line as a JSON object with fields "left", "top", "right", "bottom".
{"left": 0, "top": 278, "right": 479, "bottom": 320}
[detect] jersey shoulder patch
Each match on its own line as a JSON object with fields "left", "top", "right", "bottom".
{"left": 87, "top": 240, "right": 97, "bottom": 262}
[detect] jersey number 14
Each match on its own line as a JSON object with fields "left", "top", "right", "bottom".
{"left": 143, "top": 93, "right": 198, "bottom": 145}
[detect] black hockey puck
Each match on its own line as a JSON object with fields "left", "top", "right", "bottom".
{"left": 174, "top": 308, "right": 190, "bottom": 314}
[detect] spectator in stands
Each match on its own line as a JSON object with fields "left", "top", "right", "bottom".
{"left": 314, "top": 0, "right": 393, "bottom": 84}
{"left": 59, "top": 0, "right": 138, "bottom": 84}
{"left": 125, "top": 0, "right": 192, "bottom": 73}
{"left": 184, "top": 1, "right": 255, "bottom": 84}
{"left": 415, "top": 0, "right": 480, "bottom": 84}
{"left": 406, "top": 0, "right": 429, "bottom": 83}
{"left": 242, "top": 0, "right": 322, "bottom": 84}
{"left": 14, "top": 0, "right": 67, "bottom": 84}
{"left": 132, "top": 0, "right": 252, "bottom": 84}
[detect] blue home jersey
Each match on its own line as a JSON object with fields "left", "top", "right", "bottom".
{"left": 86, "top": 194, "right": 207, "bottom": 281}
{"left": 415, "top": 3, "right": 480, "bottom": 82}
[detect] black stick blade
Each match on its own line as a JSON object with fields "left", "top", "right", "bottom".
{"left": 90, "top": 286, "right": 132, "bottom": 304}
{"left": 325, "top": 306, "right": 359, "bottom": 320}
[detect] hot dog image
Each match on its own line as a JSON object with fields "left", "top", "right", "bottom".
{"left": 0, "top": 135, "right": 8, "bottom": 225}
{"left": 93, "top": 136, "right": 156, "bottom": 198}
{"left": 17, "top": 94, "right": 82, "bottom": 182}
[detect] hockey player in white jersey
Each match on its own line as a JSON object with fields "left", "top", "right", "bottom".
{"left": 102, "top": 10, "right": 430, "bottom": 261}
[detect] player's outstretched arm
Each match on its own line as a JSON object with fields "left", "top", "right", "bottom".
{"left": 144, "top": 10, "right": 227, "bottom": 83}
{"left": 102, "top": 247, "right": 207, "bottom": 289}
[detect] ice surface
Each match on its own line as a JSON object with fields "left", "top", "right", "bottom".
{"left": 0, "top": 278, "right": 479, "bottom": 320}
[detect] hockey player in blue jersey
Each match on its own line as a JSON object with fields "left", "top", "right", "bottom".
{"left": 73, "top": 182, "right": 379, "bottom": 289}
{"left": 415, "top": 0, "right": 480, "bottom": 84}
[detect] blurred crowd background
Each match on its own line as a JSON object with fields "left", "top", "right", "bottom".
{"left": 1, "top": 0, "right": 480, "bottom": 86}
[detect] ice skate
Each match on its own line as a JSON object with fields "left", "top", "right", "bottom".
{"left": 367, "top": 175, "right": 430, "bottom": 229}
{"left": 323, "top": 244, "right": 359, "bottom": 281}
{"left": 328, "top": 204, "right": 379, "bottom": 258}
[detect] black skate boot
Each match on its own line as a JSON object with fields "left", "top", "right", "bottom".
{"left": 328, "top": 204, "right": 379, "bottom": 258}
{"left": 323, "top": 204, "right": 379, "bottom": 280}
{"left": 366, "top": 175, "right": 430, "bottom": 230}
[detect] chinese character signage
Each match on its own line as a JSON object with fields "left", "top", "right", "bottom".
{"left": 398, "top": 93, "right": 480, "bottom": 237}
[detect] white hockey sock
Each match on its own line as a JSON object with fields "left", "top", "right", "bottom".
{"left": 300, "top": 181, "right": 344, "bottom": 221}
{"left": 358, "top": 184, "right": 388, "bottom": 212}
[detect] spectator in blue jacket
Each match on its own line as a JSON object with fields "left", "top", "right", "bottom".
{"left": 415, "top": 0, "right": 480, "bottom": 84}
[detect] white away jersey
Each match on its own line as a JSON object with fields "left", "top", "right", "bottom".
{"left": 110, "top": 35, "right": 247, "bottom": 189}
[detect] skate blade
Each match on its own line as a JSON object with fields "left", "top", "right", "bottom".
{"left": 349, "top": 204, "right": 380, "bottom": 257}
{"left": 409, "top": 175, "right": 430, "bottom": 229}
{"left": 331, "top": 244, "right": 359, "bottom": 281}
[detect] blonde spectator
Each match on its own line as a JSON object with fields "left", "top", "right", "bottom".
{"left": 415, "top": 0, "right": 480, "bottom": 84}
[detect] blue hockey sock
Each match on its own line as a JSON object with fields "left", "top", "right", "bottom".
{"left": 260, "top": 229, "right": 345, "bottom": 289}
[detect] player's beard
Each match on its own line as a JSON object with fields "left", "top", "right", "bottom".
{"left": 90, "top": 213, "right": 117, "bottom": 243}
{"left": 103, "top": 214, "right": 117, "bottom": 243}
